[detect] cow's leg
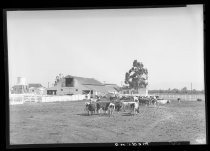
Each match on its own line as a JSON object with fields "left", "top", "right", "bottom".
{"left": 98, "top": 108, "right": 101, "bottom": 116}
{"left": 123, "top": 106, "right": 125, "bottom": 112}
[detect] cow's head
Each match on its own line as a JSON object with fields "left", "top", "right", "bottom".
{"left": 108, "top": 103, "right": 115, "bottom": 109}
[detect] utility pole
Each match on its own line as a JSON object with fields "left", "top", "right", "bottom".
{"left": 191, "top": 82, "right": 192, "bottom": 93}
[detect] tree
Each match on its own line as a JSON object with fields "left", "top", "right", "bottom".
{"left": 54, "top": 73, "right": 64, "bottom": 86}
{"left": 181, "top": 87, "right": 188, "bottom": 93}
{"left": 171, "top": 88, "right": 179, "bottom": 93}
{"left": 125, "top": 60, "right": 148, "bottom": 92}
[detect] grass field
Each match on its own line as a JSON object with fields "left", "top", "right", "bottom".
{"left": 9, "top": 99, "right": 206, "bottom": 144}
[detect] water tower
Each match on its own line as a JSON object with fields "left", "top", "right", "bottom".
{"left": 17, "top": 77, "right": 28, "bottom": 85}
{"left": 13, "top": 77, "right": 28, "bottom": 94}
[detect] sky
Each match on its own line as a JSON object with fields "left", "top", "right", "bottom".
{"left": 7, "top": 5, "right": 204, "bottom": 90}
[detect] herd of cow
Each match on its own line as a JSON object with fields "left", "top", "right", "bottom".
{"left": 84, "top": 95, "right": 171, "bottom": 116}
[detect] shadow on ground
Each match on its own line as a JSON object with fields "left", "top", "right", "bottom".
{"left": 121, "top": 113, "right": 135, "bottom": 116}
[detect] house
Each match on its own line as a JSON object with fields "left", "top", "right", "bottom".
{"left": 28, "top": 83, "right": 46, "bottom": 95}
{"left": 104, "top": 84, "right": 120, "bottom": 94}
{"left": 46, "top": 75, "right": 109, "bottom": 96}
{"left": 12, "top": 85, "right": 28, "bottom": 94}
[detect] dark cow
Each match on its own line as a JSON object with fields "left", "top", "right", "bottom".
{"left": 85, "top": 102, "right": 97, "bottom": 115}
{"left": 96, "top": 101, "right": 111, "bottom": 115}
{"left": 138, "top": 97, "right": 151, "bottom": 106}
{"left": 197, "top": 98, "right": 202, "bottom": 102}
{"left": 149, "top": 96, "right": 158, "bottom": 106}
{"left": 110, "top": 95, "right": 118, "bottom": 102}
{"left": 114, "top": 101, "right": 123, "bottom": 112}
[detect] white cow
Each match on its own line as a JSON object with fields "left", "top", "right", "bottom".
{"left": 90, "top": 98, "right": 98, "bottom": 103}
{"left": 107, "top": 103, "right": 115, "bottom": 116}
{"left": 121, "top": 101, "right": 139, "bottom": 115}
{"left": 157, "top": 99, "right": 170, "bottom": 104}
{"left": 133, "top": 96, "right": 139, "bottom": 102}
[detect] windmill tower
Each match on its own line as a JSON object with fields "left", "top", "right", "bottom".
{"left": 14, "top": 77, "right": 28, "bottom": 93}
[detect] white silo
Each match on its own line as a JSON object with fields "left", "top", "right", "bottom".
{"left": 17, "top": 77, "right": 27, "bottom": 85}
{"left": 13, "top": 77, "right": 29, "bottom": 94}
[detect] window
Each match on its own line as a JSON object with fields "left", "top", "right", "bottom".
{"left": 65, "top": 78, "right": 74, "bottom": 87}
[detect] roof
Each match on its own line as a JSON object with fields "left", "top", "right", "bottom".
{"left": 84, "top": 85, "right": 108, "bottom": 93}
{"left": 65, "top": 75, "right": 103, "bottom": 86}
{"left": 105, "top": 86, "right": 118, "bottom": 92}
{"left": 63, "top": 75, "right": 119, "bottom": 93}
{"left": 104, "top": 84, "right": 121, "bottom": 91}
{"left": 28, "top": 83, "right": 43, "bottom": 88}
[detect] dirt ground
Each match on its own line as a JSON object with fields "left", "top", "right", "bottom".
{"left": 9, "top": 99, "right": 206, "bottom": 144}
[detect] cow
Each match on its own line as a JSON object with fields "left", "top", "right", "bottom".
{"left": 121, "top": 101, "right": 139, "bottom": 115}
{"left": 85, "top": 102, "right": 97, "bottom": 115}
{"left": 107, "top": 103, "right": 115, "bottom": 116}
{"left": 110, "top": 95, "right": 118, "bottom": 102}
{"left": 114, "top": 101, "right": 123, "bottom": 112}
{"left": 156, "top": 99, "right": 170, "bottom": 104}
{"left": 133, "top": 96, "right": 139, "bottom": 102}
{"left": 197, "top": 98, "right": 202, "bottom": 102}
{"left": 90, "top": 98, "right": 99, "bottom": 103}
{"left": 149, "top": 96, "right": 160, "bottom": 106}
{"left": 138, "top": 97, "right": 151, "bottom": 106}
{"left": 129, "top": 102, "right": 140, "bottom": 115}
{"left": 96, "top": 101, "right": 111, "bottom": 116}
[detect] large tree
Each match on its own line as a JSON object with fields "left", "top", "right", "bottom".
{"left": 125, "top": 60, "right": 148, "bottom": 92}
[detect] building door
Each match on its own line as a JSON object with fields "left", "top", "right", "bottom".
{"left": 53, "top": 90, "right": 57, "bottom": 95}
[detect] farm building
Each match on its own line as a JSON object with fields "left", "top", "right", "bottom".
{"left": 46, "top": 75, "right": 112, "bottom": 96}
{"left": 104, "top": 84, "right": 120, "bottom": 94}
{"left": 28, "top": 83, "right": 46, "bottom": 95}
{"left": 120, "top": 87, "right": 148, "bottom": 96}
{"left": 11, "top": 77, "right": 28, "bottom": 94}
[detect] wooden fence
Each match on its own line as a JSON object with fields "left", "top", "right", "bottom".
{"left": 9, "top": 94, "right": 86, "bottom": 105}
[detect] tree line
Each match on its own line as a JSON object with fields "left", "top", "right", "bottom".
{"left": 148, "top": 87, "right": 204, "bottom": 94}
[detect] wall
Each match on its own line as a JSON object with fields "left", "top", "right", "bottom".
{"left": 120, "top": 88, "right": 148, "bottom": 96}
{"left": 9, "top": 94, "right": 86, "bottom": 105}
{"left": 46, "top": 78, "right": 85, "bottom": 95}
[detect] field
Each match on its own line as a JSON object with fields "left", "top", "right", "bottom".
{"left": 10, "top": 99, "right": 206, "bottom": 144}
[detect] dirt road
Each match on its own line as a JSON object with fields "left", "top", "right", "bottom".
{"left": 9, "top": 100, "right": 206, "bottom": 144}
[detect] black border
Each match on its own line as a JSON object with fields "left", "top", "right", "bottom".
{"left": 1, "top": 1, "right": 208, "bottom": 151}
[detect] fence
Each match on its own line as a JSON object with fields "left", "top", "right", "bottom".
{"left": 9, "top": 94, "right": 25, "bottom": 105}
{"left": 149, "top": 93, "right": 205, "bottom": 101}
{"left": 41, "top": 95, "right": 86, "bottom": 103}
{"left": 9, "top": 94, "right": 86, "bottom": 105}
{"left": 118, "top": 93, "right": 205, "bottom": 101}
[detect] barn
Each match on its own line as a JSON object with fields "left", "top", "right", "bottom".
{"left": 46, "top": 75, "right": 110, "bottom": 96}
